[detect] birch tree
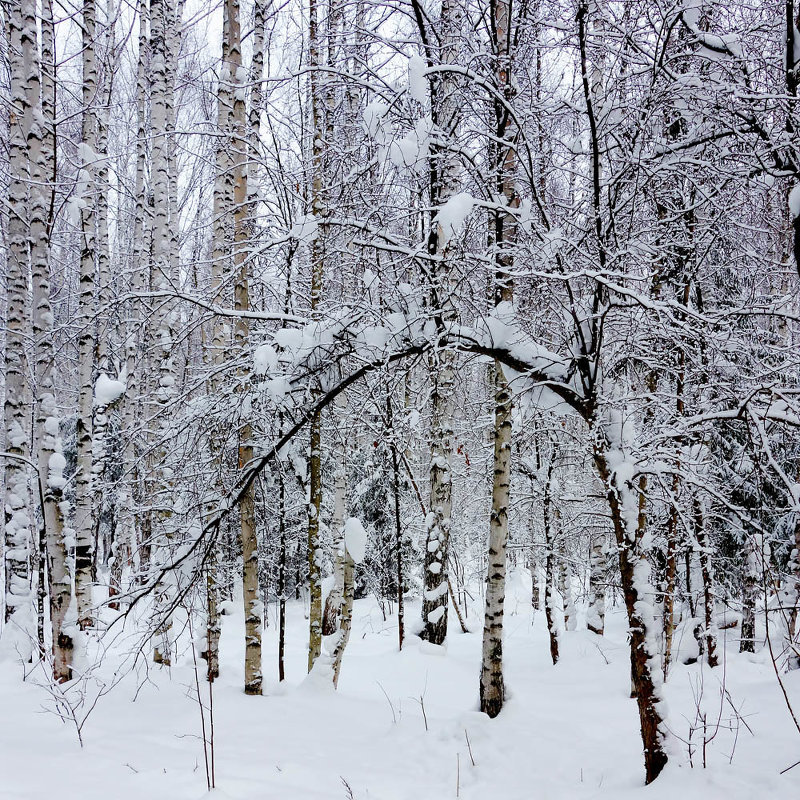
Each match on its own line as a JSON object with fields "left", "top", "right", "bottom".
{"left": 306, "top": 0, "right": 326, "bottom": 671}
{"left": 150, "top": 0, "right": 179, "bottom": 665}
{"left": 30, "top": 0, "right": 74, "bottom": 680}
{"left": 3, "top": 0, "right": 32, "bottom": 630}
{"left": 74, "top": 0, "right": 100, "bottom": 631}
{"left": 479, "top": 0, "right": 517, "bottom": 719}
{"left": 415, "top": 0, "right": 464, "bottom": 647}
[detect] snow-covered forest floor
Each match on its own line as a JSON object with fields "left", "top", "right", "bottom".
{"left": 1, "top": 574, "right": 798, "bottom": 800}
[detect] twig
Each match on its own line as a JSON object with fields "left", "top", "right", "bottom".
{"left": 464, "top": 729, "right": 475, "bottom": 766}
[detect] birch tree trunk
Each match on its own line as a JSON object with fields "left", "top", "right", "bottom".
{"left": 226, "top": 0, "right": 263, "bottom": 695}
{"left": 322, "top": 397, "right": 347, "bottom": 640}
{"left": 543, "top": 459, "right": 559, "bottom": 665}
{"left": 3, "top": 0, "right": 32, "bottom": 630}
{"left": 91, "top": 1, "right": 118, "bottom": 585}
{"left": 113, "top": 0, "right": 151, "bottom": 605}
{"left": 277, "top": 471, "right": 287, "bottom": 682}
{"left": 203, "top": 0, "right": 236, "bottom": 679}
{"left": 331, "top": 551, "right": 354, "bottom": 688}
{"left": 420, "top": 0, "right": 464, "bottom": 646}
{"left": 150, "top": 0, "right": 178, "bottom": 665}
{"left": 693, "top": 498, "right": 718, "bottom": 668}
{"left": 75, "top": 0, "right": 100, "bottom": 631}
{"left": 306, "top": 0, "right": 326, "bottom": 671}
{"left": 29, "top": 0, "right": 75, "bottom": 681}
{"left": 740, "top": 533, "right": 759, "bottom": 654}
{"left": 560, "top": 545, "right": 576, "bottom": 632}
{"left": 388, "top": 395, "right": 405, "bottom": 650}
{"left": 479, "top": 0, "right": 516, "bottom": 719}
{"left": 586, "top": 527, "right": 606, "bottom": 635}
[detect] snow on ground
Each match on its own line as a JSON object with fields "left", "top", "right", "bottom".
{"left": 1, "top": 572, "right": 798, "bottom": 800}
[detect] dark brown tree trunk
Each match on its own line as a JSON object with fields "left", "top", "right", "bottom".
{"left": 593, "top": 444, "right": 668, "bottom": 785}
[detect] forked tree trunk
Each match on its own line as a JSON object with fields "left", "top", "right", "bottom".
{"left": 593, "top": 441, "right": 668, "bottom": 784}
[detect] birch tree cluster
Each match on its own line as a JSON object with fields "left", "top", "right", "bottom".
{"left": 2, "top": 0, "right": 800, "bottom": 784}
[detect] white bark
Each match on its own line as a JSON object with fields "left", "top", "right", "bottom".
{"left": 420, "top": 0, "right": 464, "bottom": 647}
{"left": 74, "top": 0, "right": 99, "bottom": 631}
{"left": 30, "top": 0, "right": 75, "bottom": 680}
{"left": 150, "top": 0, "right": 179, "bottom": 666}
{"left": 4, "top": 0, "right": 33, "bottom": 631}
{"left": 586, "top": 529, "right": 606, "bottom": 635}
{"left": 479, "top": 0, "right": 517, "bottom": 719}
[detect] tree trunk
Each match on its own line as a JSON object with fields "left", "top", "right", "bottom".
{"left": 560, "top": 544, "right": 576, "bottom": 632}
{"left": 739, "top": 533, "right": 759, "bottom": 654}
{"left": 331, "top": 552, "right": 355, "bottom": 687}
{"left": 150, "top": 0, "right": 178, "bottom": 666}
{"left": 388, "top": 395, "right": 405, "bottom": 650}
{"left": 74, "top": 0, "right": 100, "bottom": 632}
{"left": 306, "top": 0, "right": 326, "bottom": 671}
{"left": 592, "top": 442, "right": 669, "bottom": 784}
{"left": 694, "top": 499, "right": 718, "bottom": 668}
{"left": 322, "top": 399, "right": 347, "bottom": 639}
{"left": 661, "top": 472, "right": 681, "bottom": 675}
{"left": 278, "top": 472, "right": 287, "bottom": 682}
{"left": 29, "top": 0, "right": 75, "bottom": 681}
{"left": 479, "top": 0, "right": 517, "bottom": 719}
{"left": 3, "top": 0, "right": 32, "bottom": 631}
{"left": 586, "top": 528, "right": 606, "bottom": 635}
{"left": 543, "top": 459, "right": 559, "bottom": 665}
{"left": 419, "top": 0, "right": 464, "bottom": 646}
{"left": 480, "top": 365, "right": 512, "bottom": 717}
